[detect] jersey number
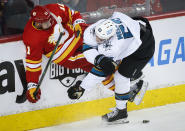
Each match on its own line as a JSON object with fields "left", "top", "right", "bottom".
{"left": 58, "top": 3, "right": 65, "bottom": 11}
{"left": 111, "top": 18, "right": 133, "bottom": 40}
{"left": 27, "top": 46, "right": 30, "bottom": 55}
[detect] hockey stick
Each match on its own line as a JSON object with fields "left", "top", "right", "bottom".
{"left": 33, "top": 12, "right": 64, "bottom": 99}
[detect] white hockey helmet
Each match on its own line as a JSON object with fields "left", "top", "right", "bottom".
{"left": 95, "top": 19, "right": 116, "bottom": 40}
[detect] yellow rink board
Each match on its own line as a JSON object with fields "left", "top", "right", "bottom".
{"left": 1, "top": 84, "right": 185, "bottom": 131}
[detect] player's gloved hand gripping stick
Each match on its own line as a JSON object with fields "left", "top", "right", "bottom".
{"left": 33, "top": 12, "right": 64, "bottom": 99}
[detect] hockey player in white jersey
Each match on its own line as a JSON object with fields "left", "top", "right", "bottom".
{"left": 67, "top": 12, "right": 155, "bottom": 123}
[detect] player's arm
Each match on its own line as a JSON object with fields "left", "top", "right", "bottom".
{"left": 63, "top": 4, "right": 87, "bottom": 35}
{"left": 82, "top": 43, "right": 99, "bottom": 64}
{"left": 24, "top": 42, "right": 42, "bottom": 103}
{"left": 25, "top": 44, "right": 42, "bottom": 84}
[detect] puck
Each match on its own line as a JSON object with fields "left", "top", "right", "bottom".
{"left": 142, "top": 120, "right": 150, "bottom": 123}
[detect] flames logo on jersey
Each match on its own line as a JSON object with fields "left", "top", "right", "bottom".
{"left": 48, "top": 24, "right": 69, "bottom": 45}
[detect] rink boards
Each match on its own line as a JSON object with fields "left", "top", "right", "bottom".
{"left": 0, "top": 12, "right": 185, "bottom": 131}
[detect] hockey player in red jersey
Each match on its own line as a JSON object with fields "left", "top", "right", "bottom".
{"left": 23, "top": 4, "right": 93, "bottom": 103}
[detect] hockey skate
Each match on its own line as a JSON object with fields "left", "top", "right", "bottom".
{"left": 102, "top": 108, "right": 129, "bottom": 124}
{"left": 130, "top": 72, "right": 145, "bottom": 86}
{"left": 129, "top": 80, "right": 148, "bottom": 105}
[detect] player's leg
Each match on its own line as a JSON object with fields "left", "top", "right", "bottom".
{"left": 102, "top": 71, "right": 130, "bottom": 122}
{"left": 118, "top": 23, "right": 155, "bottom": 105}
{"left": 130, "top": 71, "right": 145, "bottom": 86}
{"left": 102, "top": 71, "right": 144, "bottom": 91}
{"left": 129, "top": 19, "right": 155, "bottom": 104}
{"left": 61, "top": 52, "right": 93, "bottom": 72}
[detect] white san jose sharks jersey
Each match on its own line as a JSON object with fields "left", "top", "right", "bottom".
{"left": 83, "top": 12, "right": 142, "bottom": 63}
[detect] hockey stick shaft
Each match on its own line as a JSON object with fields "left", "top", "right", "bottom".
{"left": 34, "top": 32, "right": 63, "bottom": 98}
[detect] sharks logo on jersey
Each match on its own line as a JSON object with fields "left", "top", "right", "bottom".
{"left": 102, "top": 40, "right": 112, "bottom": 51}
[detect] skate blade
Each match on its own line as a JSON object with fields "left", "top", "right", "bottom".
{"left": 134, "top": 82, "right": 148, "bottom": 105}
{"left": 106, "top": 118, "right": 129, "bottom": 125}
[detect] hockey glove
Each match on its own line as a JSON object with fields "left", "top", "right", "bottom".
{"left": 94, "top": 54, "right": 117, "bottom": 76}
{"left": 67, "top": 81, "right": 85, "bottom": 99}
{"left": 26, "top": 82, "right": 41, "bottom": 103}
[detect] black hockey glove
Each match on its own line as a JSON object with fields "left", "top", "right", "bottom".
{"left": 67, "top": 81, "right": 85, "bottom": 99}
{"left": 94, "top": 54, "right": 117, "bottom": 76}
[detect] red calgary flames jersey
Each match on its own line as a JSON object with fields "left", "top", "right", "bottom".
{"left": 23, "top": 3, "right": 92, "bottom": 83}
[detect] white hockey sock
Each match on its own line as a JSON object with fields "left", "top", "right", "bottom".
{"left": 114, "top": 71, "right": 130, "bottom": 93}
{"left": 116, "top": 100, "right": 128, "bottom": 110}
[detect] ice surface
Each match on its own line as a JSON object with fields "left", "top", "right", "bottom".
{"left": 32, "top": 102, "right": 185, "bottom": 131}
